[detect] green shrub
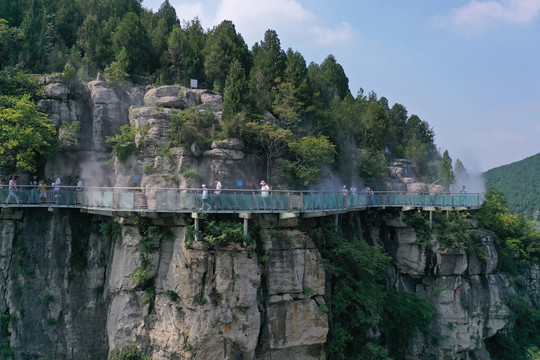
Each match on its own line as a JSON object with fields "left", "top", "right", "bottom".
{"left": 165, "top": 290, "right": 179, "bottom": 301}
{"left": 358, "top": 149, "right": 388, "bottom": 181}
{"left": 109, "top": 346, "right": 151, "bottom": 360}
{"left": 106, "top": 124, "right": 147, "bottom": 163}
{"left": 45, "top": 317, "right": 57, "bottom": 326}
{"left": 194, "top": 294, "right": 207, "bottom": 305}
{"left": 140, "top": 163, "right": 153, "bottom": 174}
{"left": 169, "top": 107, "right": 216, "bottom": 150}
{"left": 381, "top": 292, "right": 437, "bottom": 354}
{"left": 186, "top": 220, "right": 250, "bottom": 248}
{"left": 99, "top": 220, "right": 121, "bottom": 245}
{"left": 129, "top": 265, "right": 149, "bottom": 285}
{"left": 43, "top": 294, "right": 55, "bottom": 305}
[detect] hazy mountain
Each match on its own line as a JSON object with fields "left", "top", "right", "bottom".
{"left": 483, "top": 153, "right": 540, "bottom": 214}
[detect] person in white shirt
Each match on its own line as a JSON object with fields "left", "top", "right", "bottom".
{"left": 52, "top": 173, "right": 61, "bottom": 203}
{"left": 200, "top": 184, "right": 211, "bottom": 210}
{"left": 214, "top": 178, "right": 222, "bottom": 208}
{"left": 260, "top": 180, "right": 270, "bottom": 209}
{"left": 5, "top": 176, "right": 20, "bottom": 204}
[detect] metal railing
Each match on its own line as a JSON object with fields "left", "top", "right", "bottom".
{"left": 0, "top": 185, "right": 482, "bottom": 213}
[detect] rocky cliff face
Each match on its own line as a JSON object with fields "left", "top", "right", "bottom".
{"left": 371, "top": 212, "right": 513, "bottom": 359}
{"left": 0, "top": 209, "right": 328, "bottom": 359}
{"left": 0, "top": 207, "right": 518, "bottom": 360}
{"left": 0, "top": 77, "right": 534, "bottom": 359}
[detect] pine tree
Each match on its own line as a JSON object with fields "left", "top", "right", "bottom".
{"left": 439, "top": 150, "right": 455, "bottom": 189}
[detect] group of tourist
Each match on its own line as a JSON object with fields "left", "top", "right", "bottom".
{"left": 4, "top": 173, "right": 84, "bottom": 205}
{"left": 199, "top": 178, "right": 270, "bottom": 210}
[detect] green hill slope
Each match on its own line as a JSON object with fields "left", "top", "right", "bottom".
{"left": 483, "top": 153, "right": 540, "bottom": 214}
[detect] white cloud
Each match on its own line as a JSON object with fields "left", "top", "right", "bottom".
{"left": 433, "top": 0, "right": 540, "bottom": 34}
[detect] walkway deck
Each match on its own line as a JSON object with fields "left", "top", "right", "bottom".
{"left": 0, "top": 186, "right": 482, "bottom": 216}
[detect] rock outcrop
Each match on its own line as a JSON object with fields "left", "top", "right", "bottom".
{"left": 375, "top": 212, "right": 514, "bottom": 359}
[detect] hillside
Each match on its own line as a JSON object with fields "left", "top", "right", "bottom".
{"left": 483, "top": 153, "right": 540, "bottom": 214}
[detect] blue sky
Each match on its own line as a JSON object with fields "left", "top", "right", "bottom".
{"left": 142, "top": 0, "right": 540, "bottom": 172}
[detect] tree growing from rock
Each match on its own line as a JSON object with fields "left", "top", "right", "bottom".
{"left": 245, "top": 121, "right": 293, "bottom": 183}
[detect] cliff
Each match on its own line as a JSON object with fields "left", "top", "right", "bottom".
{"left": 0, "top": 76, "right": 533, "bottom": 359}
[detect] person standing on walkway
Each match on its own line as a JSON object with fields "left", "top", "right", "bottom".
{"left": 200, "top": 184, "right": 211, "bottom": 210}
{"left": 349, "top": 184, "right": 357, "bottom": 206}
{"left": 214, "top": 178, "right": 222, "bottom": 209}
{"left": 39, "top": 179, "right": 47, "bottom": 203}
{"left": 52, "top": 173, "right": 61, "bottom": 204}
{"left": 30, "top": 175, "right": 39, "bottom": 203}
{"left": 5, "top": 176, "right": 20, "bottom": 204}
{"left": 260, "top": 180, "right": 270, "bottom": 210}
{"left": 342, "top": 185, "right": 348, "bottom": 207}
{"left": 75, "top": 177, "right": 84, "bottom": 205}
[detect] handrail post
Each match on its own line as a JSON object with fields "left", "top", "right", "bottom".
{"left": 288, "top": 191, "right": 291, "bottom": 211}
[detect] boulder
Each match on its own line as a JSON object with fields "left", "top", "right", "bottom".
{"left": 211, "top": 139, "right": 244, "bottom": 150}
{"left": 143, "top": 85, "right": 200, "bottom": 108}
{"left": 42, "top": 82, "right": 69, "bottom": 100}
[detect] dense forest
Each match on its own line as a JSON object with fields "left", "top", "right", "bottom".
{"left": 483, "top": 153, "right": 540, "bottom": 215}
{"left": 0, "top": 0, "right": 460, "bottom": 187}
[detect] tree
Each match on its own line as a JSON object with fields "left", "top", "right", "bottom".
{"left": 104, "top": 47, "right": 130, "bottom": 85}
{"left": 156, "top": 0, "right": 178, "bottom": 32}
{"left": 439, "top": 150, "right": 455, "bottom": 189}
{"left": 271, "top": 78, "right": 302, "bottom": 131}
{"left": 222, "top": 59, "right": 249, "bottom": 122}
{"left": 284, "top": 135, "right": 337, "bottom": 186}
{"left": 0, "top": 19, "right": 22, "bottom": 69}
{"left": 387, "top": 103, "right": 408, "bottom": 157}
{"left": 317, "top": 54, "right": 350, "bottom": 104}
{"left": 203, "top": 20, "right": 250, "bottom": 93}
{"left": 19, "top": 0, "right": 47, "bottom": 72}
{"left": 245, "top": 121, "right": 293, "bottom": 182}
{"left": 0, "top": 95, "right": 57, "bottom": 171}
{"left": 183, "top": 18, "right": 207, "bottom": 86}
{"left": 359, "top": 149, "right": 388, "bottom": 181}
{"left": 453, "top": 158, "right": 470, "bottom": 189}
{"left": 77, "top": 14, "right": 115, "bottom": 71}
{"left": 112, "top": 12, "right": 154, "bottom": 75}
{"left": 360, "top": 102, "right": 388, "bottom": 150}
{"left": 167, "top": 25, "right": 189, "bottom": 84}
{"left": 249, "top": 29, "right": 286, "bottom": 111}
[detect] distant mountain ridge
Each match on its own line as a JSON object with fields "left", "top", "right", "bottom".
{"left": 483, "top": 153, "right": 540, "bottom": 214}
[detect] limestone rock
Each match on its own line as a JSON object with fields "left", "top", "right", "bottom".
{"left": 211, "top": 138, "right": 244, "bottom": 150}
{"left": 143, "top": 85, "right": 201, "bottom": 108}
{"left": 406, "top": 181, "right": 429, "bottom": 193}
{"left": 42, "top": 82, "right": 69, "bottom": 100}
{"left": 87, "top": 78, "right": 128, "bottom": 148}
{"left": 203, "top": 148, "right": 245, "bottom": 160}
{"left": 195, "top": 89, "right": 222, "bottom": 112}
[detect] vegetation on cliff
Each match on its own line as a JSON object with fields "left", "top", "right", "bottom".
{"left": 0, "top": 71, "right": 57, "bottom": 172}
{"left": 477, "top": 189, "right": 540, "bottom": 359}
{"left": 308, "top": 222, "right": 437, "bottom": 359}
